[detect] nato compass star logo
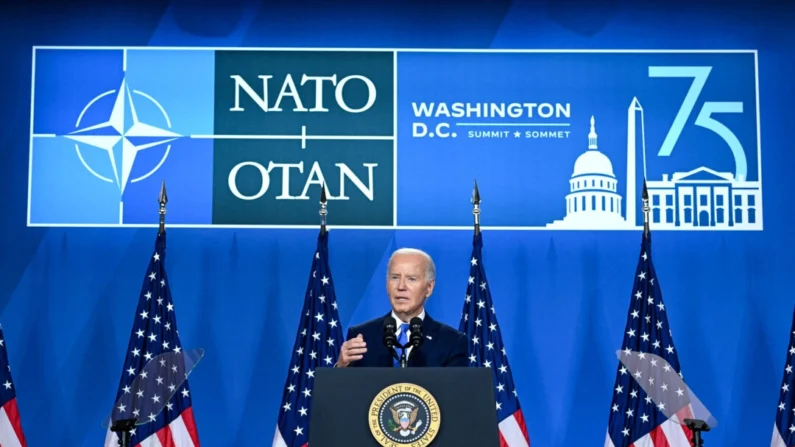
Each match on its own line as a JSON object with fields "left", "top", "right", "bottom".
{"left": 63, "top": 78, "right": 181, "bottom": 194}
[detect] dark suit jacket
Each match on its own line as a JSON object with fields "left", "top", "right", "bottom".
{"left": 343, "top": 312, "right": 469, "bottom": 367}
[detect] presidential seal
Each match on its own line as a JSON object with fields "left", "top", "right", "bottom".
{"left": 368, "top": 383, "right": 440, "bottom": 446}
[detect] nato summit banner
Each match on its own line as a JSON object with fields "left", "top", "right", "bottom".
{"left": 28, "top": 48, "right": 760, "bottom": 231}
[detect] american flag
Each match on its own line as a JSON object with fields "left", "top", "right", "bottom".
{"left": 604, "top": 231, "right": 694, "bottom": 447}
{"left": 770, "top": 306, "right": 795, "bottom": 447}
{"left": 104, "top": 231, "right": 200, "bottom": 447}
{"left": 0, "top": 324, "right": 26, "bottom": 447}
{"left": 272, "top": 230, "right": 344, "bottom": 447}
{"left": 458, "top": 232, "right": 531, "bottom": 447}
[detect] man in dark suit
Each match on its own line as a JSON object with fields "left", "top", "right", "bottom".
{"left": 336, "top": 248, "right": 468, "bottom": 368}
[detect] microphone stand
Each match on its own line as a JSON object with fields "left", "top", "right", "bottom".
{"left": 691, "top": 431, "right": 703, "bottom": 447}
{"left": 684, "top": 419, "right": 709, "bottom": 446}
{"left": 110, "top": 418, "right": 136, "bottom": 447}
{"left": 118, "top": 431, "right": 132, "bottom": 447}
{"left": 385, "top": 320, "right": 423, "bottom": 369}
{"left": 392, "top": 340, "right": 422, "bottom": 368}
{"left": 389, "top": 341, "right": 411, "bottom": 368}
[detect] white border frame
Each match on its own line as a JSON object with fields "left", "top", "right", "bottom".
{"left": 27, "top": 47, "right": 761, "bottom": 231}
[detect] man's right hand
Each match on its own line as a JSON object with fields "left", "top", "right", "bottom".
{"left": 337, "top": 334, "right": 367, "bottom": 367}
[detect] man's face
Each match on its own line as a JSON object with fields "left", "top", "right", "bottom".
{"left": 387, "top": 253, "right": 434, "bottom": 320}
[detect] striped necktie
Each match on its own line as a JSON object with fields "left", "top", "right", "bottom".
{"left": 393, "top": 323, "right": 410, "bottom": 367}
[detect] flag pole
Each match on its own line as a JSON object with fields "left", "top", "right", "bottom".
{"left": 319, "top": 183, "right": 328, "bottom": 235}
{"left": 158, "top": 180, "right": 168, "bottom": 235}
{"left": 471, "top": 179, "right": 480, "bottom": 235}
{"left": 642, "top": 180, "right": 650, "bottom": 238}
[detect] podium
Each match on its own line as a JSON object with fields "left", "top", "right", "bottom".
{"left": 308, "top": 367, "right": 501, "bottom": 447}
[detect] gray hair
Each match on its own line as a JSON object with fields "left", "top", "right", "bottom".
{"left": 387, "top": 248, "right": 436, "bottom": 281}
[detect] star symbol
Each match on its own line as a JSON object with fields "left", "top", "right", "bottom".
{"left": 65, "top": 79, "right": 181, "bottom": 194}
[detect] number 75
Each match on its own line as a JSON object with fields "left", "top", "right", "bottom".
{"left": 649, "top": 66, "right": 746, "bottom": 181}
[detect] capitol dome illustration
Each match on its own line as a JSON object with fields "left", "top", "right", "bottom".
{"left": 547, "top": 116, "right": 630, "bottom": 229}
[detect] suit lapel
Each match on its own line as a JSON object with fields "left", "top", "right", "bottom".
{"left": 408, "top": 314, "right": 441, "bottom": 367}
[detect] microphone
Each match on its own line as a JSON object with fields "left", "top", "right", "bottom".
{"left": 383, "top": 316, "right": 398, "bottom": 349}
{"left": 409, "top": 317, "right": 424, "bottom": 349}
{"left": 384, "top": 317, "right": 404, "bottom": 367}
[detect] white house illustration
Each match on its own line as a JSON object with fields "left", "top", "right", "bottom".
{"left": 645, "top": 168, "right": 761, "bottom": 229}
{"left": 546, "top": 116, "right": 633, "bottom": 229}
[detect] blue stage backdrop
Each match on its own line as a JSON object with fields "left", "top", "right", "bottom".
{"left": 1, "top": 0, "right": 793, "bottom": 445}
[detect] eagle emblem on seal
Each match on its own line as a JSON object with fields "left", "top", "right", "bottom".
{"left": 388, "top": 401, "right": 423, "bottom": 437}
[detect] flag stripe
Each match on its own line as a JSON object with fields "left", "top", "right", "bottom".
{"left": 153, "top": 417, "right": 198, "bottom": 447}
{"left": 138, "top": 434, "right": 162, "bottom": 447}
{"left": 512, "top": 409, "right": 529, "bottom": 440}
{"left": 771, "top": 423, "right": 788, "bottom": 447}
{"left": 659, "top": 419, "right": 689, "bottom": 446}
{"left": 177, "top": 407, "right": 200, "bottom": 446}
{"left": 155, "top": 425, "right": 171, "bottom": 446}
{"left": 671, "top": 406, "right": 694, "bottom": 441}
{"left": 497, "top": 411, "right": 530, "bottom": 447}
{"left": 0, "top": 401, "right": 24, "bottom": 447}
{"left": 630, "top": 432, "right": 654, "bottom": 447}
{"left": 173, "top": 412, "right": 198, "bottom": 447}
{"left": 272, "top": 427, "right": 288, "bottom": 447}
{"left": 105, "top": 429, "right": 118, "bottom": 446}
{"left": 648, "top": 425, "right": 671, "bottom": 447}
